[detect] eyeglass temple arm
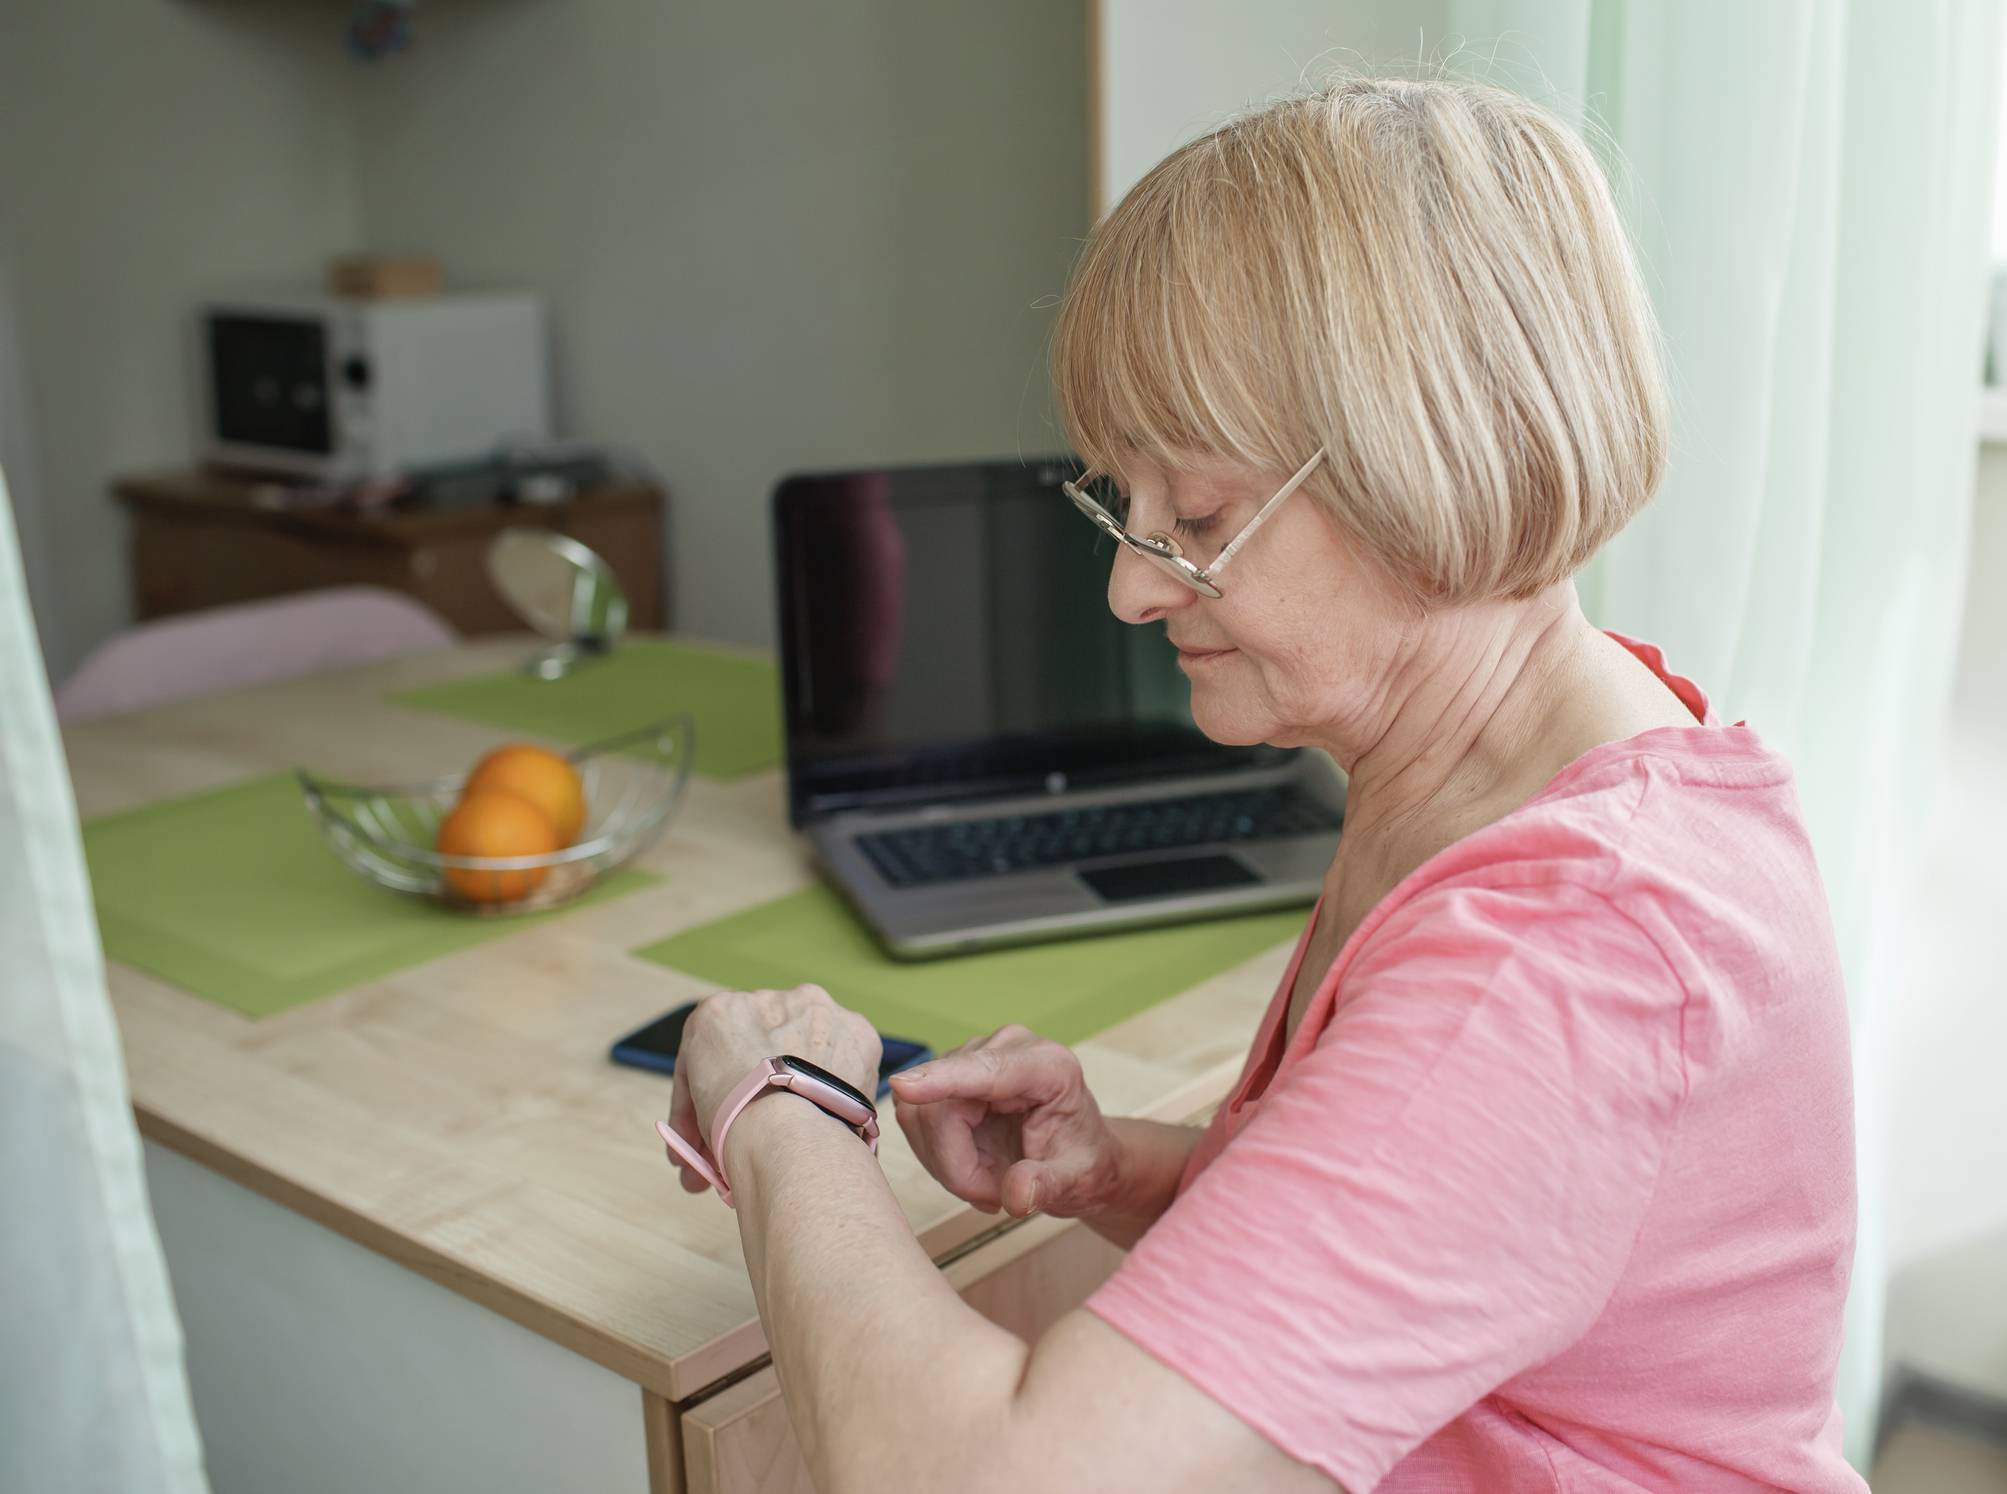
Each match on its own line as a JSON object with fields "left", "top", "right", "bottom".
{"left": 1205, "top": 449, "right": 1327, "bottom": 578}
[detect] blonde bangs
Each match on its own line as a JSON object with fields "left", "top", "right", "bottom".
{"left": 1049, "top": 75, "right": 1670, "bottom": 605}
{"left": 1051, "top": 134, "right": 1308, "bottom": 484}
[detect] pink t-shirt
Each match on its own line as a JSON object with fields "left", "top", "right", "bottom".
{"left": 1084, "top": 633, "right": 1866, "bottom": 1492}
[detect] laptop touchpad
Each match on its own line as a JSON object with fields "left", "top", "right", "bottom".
{"left": 1077, "top": 854, "right": 1262, "bottom": 903}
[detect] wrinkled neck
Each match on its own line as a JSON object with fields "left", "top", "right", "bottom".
{"left": 1324, "top": 587, "right": 1597, "bottom": 844}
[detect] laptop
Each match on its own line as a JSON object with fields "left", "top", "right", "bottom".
{"left": 773, "top": 457, "right": 1346, "bottom": 958}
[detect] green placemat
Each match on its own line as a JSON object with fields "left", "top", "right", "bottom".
{"left": 390, "top": 639, "right": 781, "bottom": 780}
{"left": 634, "top": 883, "right": 1305, "bottom": 1052}
{"left": 85, "top": 774, "right": 657, "bottom": 1019}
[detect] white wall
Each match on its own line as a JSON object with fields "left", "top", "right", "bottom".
{"left": 0, "top": 2, "right": 1088, "bottom": 671}
{"left": 1097, "top": 0, "right": 1449, "bottom": 212}
{"left": 347, "top": 0, "right": 1089, "bottom": 652}
{"left": 0, "top": 0, "right": 361, "bottom": 678}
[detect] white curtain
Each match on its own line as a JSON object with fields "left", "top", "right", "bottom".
{"left": 0, "top": 454, "right": 208, "bottom": 1483}
{"left": 1445, "top": 0, "right": 2004, "bottom": 1467}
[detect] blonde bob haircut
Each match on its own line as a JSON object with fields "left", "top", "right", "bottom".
{"left": 1053, "top": 75, "right": 1669, "bottom": 605}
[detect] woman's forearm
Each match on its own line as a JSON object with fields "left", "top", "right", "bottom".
{"left": 729, "top": 1091, "right": 1030, "bottom": 1494}
{"left": 1082, "top": 1118, "right": 1205, "bottom": 1250}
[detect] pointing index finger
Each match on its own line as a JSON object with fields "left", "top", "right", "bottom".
{"left": 886, "top": 1044, "right": 1056, "bottom": 1104}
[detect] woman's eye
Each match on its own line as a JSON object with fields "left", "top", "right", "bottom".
{"left": 1173, "top": 513, "right": 1221, "bottom": 538}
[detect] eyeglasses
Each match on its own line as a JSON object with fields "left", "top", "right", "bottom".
{"left": 1062, "top": 449, "right": 1326, "bottom": 599}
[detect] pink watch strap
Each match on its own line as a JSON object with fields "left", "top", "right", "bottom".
{"left": 656, "top": 1056, "right": 880, "bottom": 1208}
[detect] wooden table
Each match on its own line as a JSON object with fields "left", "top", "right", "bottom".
{"left": 65, "top": 636, "right": 1296, "bottom": 1494}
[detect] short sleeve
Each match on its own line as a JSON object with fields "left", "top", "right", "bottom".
{"left": 1083, "top": 880, "right": 1690, "bottom": 1492}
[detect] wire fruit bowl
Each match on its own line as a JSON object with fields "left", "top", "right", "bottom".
{"left": 299, "top": 717, "right": 694, "bottom": 914}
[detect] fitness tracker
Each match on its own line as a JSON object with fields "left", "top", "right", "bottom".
{"left": 655, "top": 1054, "right": 881, "bottom": 1208}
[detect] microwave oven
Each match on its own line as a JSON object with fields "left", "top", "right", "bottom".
{"left": 201, "top": 291, "right": 551, "bottom": 481}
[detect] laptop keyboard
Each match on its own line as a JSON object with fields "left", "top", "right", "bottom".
{"left": 855, "top": 784, "right": 1342, "bottom": 889}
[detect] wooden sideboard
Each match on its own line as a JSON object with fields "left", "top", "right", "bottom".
{"left": 112, "top": 467, "right": 667, "bottom": 634}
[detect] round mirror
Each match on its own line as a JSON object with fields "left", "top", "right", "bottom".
{"left": 486, "top": 528, "right": 629, "bottom": 679}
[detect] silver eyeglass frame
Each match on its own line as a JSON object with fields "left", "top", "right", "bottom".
{"left": 1061, "top": 448, "right": 1327, "bottom": 599}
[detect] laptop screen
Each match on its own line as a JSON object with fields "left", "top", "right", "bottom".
{"left": 773, "top": 458, "right": 1288, "bottom": 824}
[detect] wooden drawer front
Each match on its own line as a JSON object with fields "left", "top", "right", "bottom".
{"left": 948, "top": 1213, "right": 1129, "bottom": 1344}
{"left": 130, "top": 513, "right": 384, "bottom": 619}
{"left": 676, "top": 1218, "right": 1126, "bottom": 1494}
{"left": 560, "top": 506, "right": 666, "bottom": 631}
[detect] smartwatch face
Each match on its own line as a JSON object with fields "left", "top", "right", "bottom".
{"left": 779, "top": 1054, "right": 875, "bottom": 1112}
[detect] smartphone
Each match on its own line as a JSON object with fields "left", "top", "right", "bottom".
{"left": 611, "top": 1002, "right": 932, "bottom": 1102}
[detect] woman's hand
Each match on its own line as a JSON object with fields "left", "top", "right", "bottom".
{"left": 665, "top": 984, "right": 881, "bottom": 1194}
{"left": 887, "top": 1024, "right": 1123, "bottom": 1219}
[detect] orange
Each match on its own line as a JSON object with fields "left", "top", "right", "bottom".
{"left": 461, "top": 743, "right": 588, "bottom": 845}
{"left": 435, "top": 789, "right": 561, "bottom": 903}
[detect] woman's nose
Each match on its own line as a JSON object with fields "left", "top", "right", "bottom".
{"left": 1108, "top": 542, "right": 1197, "bottom": 625}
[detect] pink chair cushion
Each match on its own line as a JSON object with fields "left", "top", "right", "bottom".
{"left": 56, "top": 587, "right": 457, "bottom": 724}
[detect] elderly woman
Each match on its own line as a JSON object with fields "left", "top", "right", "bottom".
{"left": 665, "top": 76, "right": 1865, "bottom": 1492}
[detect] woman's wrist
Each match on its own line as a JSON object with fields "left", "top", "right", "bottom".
{"left": 1085, "top": 1119, "right": 1204, "bottom": 1248}
{"left": 723, "top": 1087, "right": 859, "bottom": 1200}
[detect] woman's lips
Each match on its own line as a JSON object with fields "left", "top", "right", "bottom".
{"left": 1175, "top": 645, "right": 1236, "bottom": 665}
